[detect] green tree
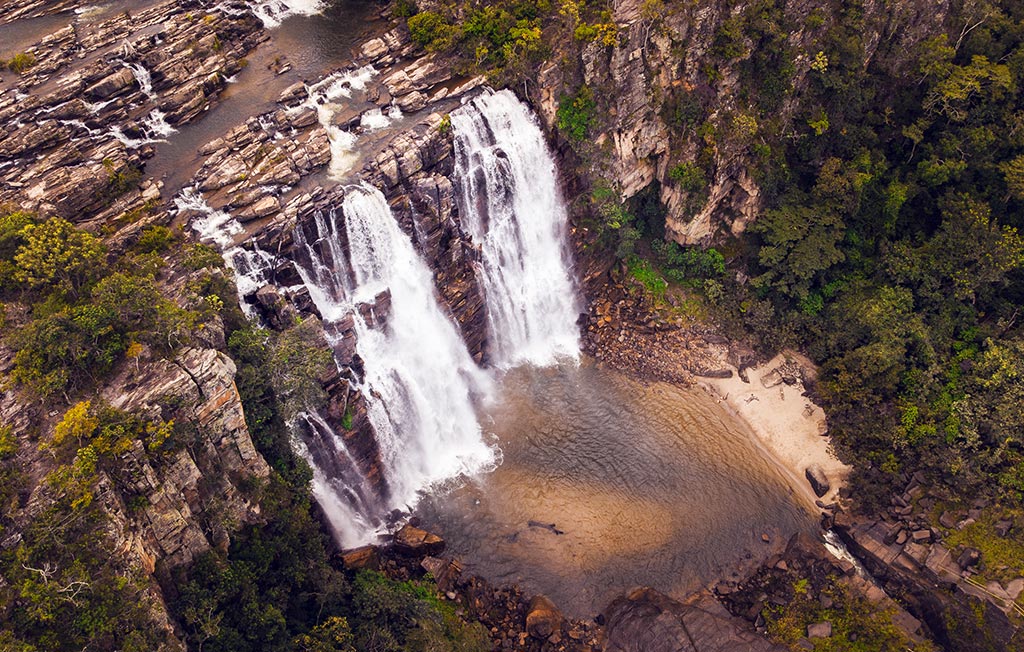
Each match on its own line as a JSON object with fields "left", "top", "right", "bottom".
{"left": 269, "top": 319, "right": 333, "bottom": 421}
{"left": 751, "top": 201, "right": 845, "bottom": 299}
{"left": 293, "top": 617, "right": 356, "bottom": 652}
{"left": 13, "top": 218, "right": 105, "bottom": 297}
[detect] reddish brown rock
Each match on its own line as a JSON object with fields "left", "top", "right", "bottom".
{"left": 393, "top": 524, "right": 445, "bottom": 557}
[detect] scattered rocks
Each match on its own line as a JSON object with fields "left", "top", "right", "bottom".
{"left": 995, "top": 519, "right": 1013, "bottom": 537}
{"left": 956, "top": 547, "right": 982, "bottom": 571}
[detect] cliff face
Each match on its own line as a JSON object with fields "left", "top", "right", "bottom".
{"left": 100, "top": 348, "right": 270, "bottom": 568}
{"left": 0, "top": 344, "right": 271, "bottom": 649}
{"left": 534, "top": 0, "right": 948, "bottom": 244}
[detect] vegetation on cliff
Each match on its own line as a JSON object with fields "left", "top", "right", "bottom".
{"left": 545, "top": 0, "right": 1024, "bottom": 516}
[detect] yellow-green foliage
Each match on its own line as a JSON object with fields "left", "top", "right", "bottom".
{"left": 765, "top": 579, "right": 934, "bottom": 652}
{"left": 573, "top": 11, "right": 619, "bottom": 46}
{"left": 0, "top": 425, "right": 16, "bottom": 459}
{"left": 5, "top": 52, "right": 36, "bottom": 74}
{"left": 945, "top": 511, "right": 1024, "bottom": 584}
{"left": 13, "top": 217, "right": 105, "bottom": 296}
{"left": 43, "top": 402, "right": 174, "bottom": 511}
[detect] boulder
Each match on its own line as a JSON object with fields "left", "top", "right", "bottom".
{"left": 421, "top": 556, "right": 462, "bottom": 593}
{"left": 85, "top": 67, "right": 137, "bottom": 99}
{"left": 604, "top": 588, "right": 787, "bottom": 651}
{"left": 939, "top": 511, "right": 962, "bottom": 529}
{"left": 957, "top": 547, "right": 982, "bottom": 571}
{"left": 526, "top": 595, "right": 563, "bottom": 640}
{"left": 805, "top": 466, "right": 830, "bottom": 497}
{"left": 392, "top": 524, "right": 445, "bottom": 557}
{"left": 807, "top": 622, "right": 832, "bottom": 638}
{"left": 340, "top": 545, "right": 379, "bottom": 570}
{"left": 910, "top": 529, "right": 932, "bottom": 544}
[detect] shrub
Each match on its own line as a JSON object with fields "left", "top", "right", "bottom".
{"left": 183, "top": 243, "right": 225, "bottom": 270}
{"left": 133, "top": 225, "right": 175, "bottom": 253}
{"left": 408, "top": 11, "right": 458, "bottom": 50}
{"left": 668, "top": 162, "right": 707, "bottom": 193}
{"left": 13, "top": 217, "right": 105, "bottom": 297}
{"left": 652, "top": 240, "right": 725, "bottom": 282}
{"left": 392, "top": 0, "right": 417, "bottom": 18}
{"left": 556, "top": 85, "right": 596, "bottom": 143}
{"left": 6, "top": 52, "right": 36, "bottom": 74}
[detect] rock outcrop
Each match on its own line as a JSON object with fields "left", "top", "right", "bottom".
{"left": 535, "top": 0, "right": 949, "bottom": 245}
{"left": 101, "top": 348, "right": 270, "bottom": 567}
{"left": 604, "top": 587, "right": 786, "bottom": 652}
{"left": 0, "top": 0, "right": 263, "bottom": 222}
{"left": 835, "top": 497, "right": 1023, "bottom": 651}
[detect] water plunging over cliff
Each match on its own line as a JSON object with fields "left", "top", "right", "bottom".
{"left": 451, "top": 90, "right": 580, "bottom": 368}
{"left": 293, "top": 184, "right": 496, "bottom": 543}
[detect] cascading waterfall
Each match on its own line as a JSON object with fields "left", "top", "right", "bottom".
{"left": 123, "top": 61, "right": 155, "bottom": 99}
{"left": 111, "top": 109, "right": 177, "bottom": 148}
{"left": 450, "top": 89, "right": 581, "bottom": 368}
{"left": 174, "top": 188, "right": 274, "bottom": 317}
{"left": 246, "top": 0, "right": 324, "bottom": 27}
{"left": 289, "top": 66, "right": 377, "bottom": 179}
{"left": 291, "top": 412, "right": 381, "bottom": 549}
{"left": 292, "top": 184, "right": 495, "bottom": 544}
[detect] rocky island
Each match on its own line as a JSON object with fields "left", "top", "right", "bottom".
{"left": 0, "top": 0, "right": 1022, "bottom": 651}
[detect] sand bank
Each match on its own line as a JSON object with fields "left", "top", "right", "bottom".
{"left": 698, "top": 351, "right": 849, "bottom": 505}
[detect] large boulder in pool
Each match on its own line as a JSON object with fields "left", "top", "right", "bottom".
{"left": 392, "top": 524, "right": 445, "bottom": 557}
{"left": 604, "top": 588, "right": 787, "bottom": 652}
{"left": 805, "top": 465, "right": 831, "bottom": 497}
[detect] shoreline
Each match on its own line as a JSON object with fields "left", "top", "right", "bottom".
{"left": 697, "top": 351, "right": 849, "bottom": 507}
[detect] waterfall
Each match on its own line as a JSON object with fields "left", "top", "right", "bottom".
{"left": 289, "top": 66, "right": 377, "bottom": 179}
{"left": 291, "top": 411, "right": 381, "bottom": 549}
{"left": 247, "top": 0, "right": 324, "bottom": 27}
{"left": 111, "top": 109, "right": 177, "bottom": 148}
{"left": 451, "top": 89, "right": 580, "bottom": 368}
{"left": 174, "top": 188, "right": 274, "bottom": 317}
{"left": 123, "top": 61, "right": 155, "bottom": 99}
{"left": 292, "top": 184, "right": 495, "bottom": 544}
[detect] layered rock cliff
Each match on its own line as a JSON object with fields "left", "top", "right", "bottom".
{"left": 534, "top": 0, "right": 948, "bottom": 245}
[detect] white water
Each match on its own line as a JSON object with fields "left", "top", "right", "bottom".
{"left": 111, "top": 109, "right": 177, "bottom": 148}
{"left": 290, "top": 66, "right": 376, "bottom": 179}
{"left": 291, "top": 411, "right": 380, "bottom": 548}
{"left": 451, "top": 90, "right": 580, "bottom": 368}
{"left": 359, "top": 105, "right": 403, "bottom": 132}
{"left": 247, "top": 0, "right": 324, "bottom": 27}
{"left": 123, "top": 61, "right": 155, "bottom": 100}
{"left": 175, "top": 187, "right": 243, "bottom": 248}
{"left": 174, "top": 188, "right": 274, "bottom": 317}
{"left": 292, "top": 184, "right": 496, "bottom": 544}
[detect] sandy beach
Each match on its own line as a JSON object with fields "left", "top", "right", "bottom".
{"left": 698, "top": 351, "right": 849, "bottom": 506}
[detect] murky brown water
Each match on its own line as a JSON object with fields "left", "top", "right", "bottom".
{"left": 416, "top": 361, "right": 818, "bottom": 617}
